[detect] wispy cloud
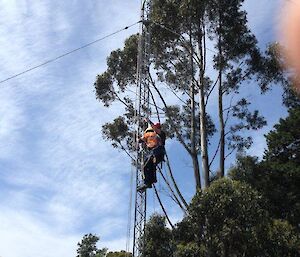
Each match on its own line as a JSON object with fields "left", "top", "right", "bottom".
{"left": 0, "top": 88, "right": 26, "bottom": 159}
{"left": 0, "top": 208, "right": 79, "bottom": 257}
{"left": 0, "top": 1, "right": 139, "bottom": 256}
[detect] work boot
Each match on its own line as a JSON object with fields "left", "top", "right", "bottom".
{"left": 137, "top": 183, "right": 152, "bottom": 191}
{"left": 137, "top": 184, "right": 147, "bottom": 191}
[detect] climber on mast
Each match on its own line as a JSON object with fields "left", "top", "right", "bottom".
{"left": 146, "top": 118, "right": 166, "bottom": 147}
{"left": 137, "top": 120, "right": 166, "bottom": 191}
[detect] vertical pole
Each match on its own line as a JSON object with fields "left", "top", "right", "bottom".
{"left": 132, "top": 1, "right": 152, "bottom": 257}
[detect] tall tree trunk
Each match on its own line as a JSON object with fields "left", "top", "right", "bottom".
{"left": 218, "top": 11, "right": 225, "bottom": 177}
{"left": 189, "top": 19, "right": 201, "bottom": 190}
{"left": 197, "top": 20, "right": 210, "bottom": 188}
{"left": 191, "top": 82, "right": 201, "bottom": 189}
{"left": 199, "top": 86, "right": 209, "bottom": 187}
{"left": 191, "top": 152, "right": 201, "bottom": 189}
{"left": 218, "top": 73, "right": 225, "bottom": 177}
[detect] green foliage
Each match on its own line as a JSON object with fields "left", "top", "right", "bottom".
{"left": 174, "top": 242, "right": 204, "bottom": 257}
{"left": 139, "top": 108, "right": 300, "bottom": 257}
{"left": 267, "top": 219, "right": 300, "bottom": 257}
{"left": 94, "top": 34, "right": 138, "bottom": 108}
{"left": 95, "top": 71, "right": 115, "bottom": 107}
{"left": 264, "top": 107, "right": 300, "bottom": 164}
{"left": 230, "top": 158, "right": 300, "bottom": 229}
{"left": 107, "top": 35, "right": 138, "bottom": 90}
{"left": 76, "top": 234, "right": 107, "bottom": 257}
{"left": 207, "top": 0, "right": 257, "bottom": 64}
{"left": 173, "top": 178, "right": 300, "bottom": 257}
{"left": 230, "top": 108, "right": 300, "bottom": 229}
{"left": 178, "top": 179, "right": 269, "bottom": 256}
{"left": 143, "top": 214, "right": 174, "bottom": 257}
{"left": 92, "top": 0, "right": 300, "bottom": 196}
{"left": 228, "top": 98, "right": 267, "bottom": 151}
{"left": 228, "top": 155, "right": 261, "bottom": 186}
{"left": 81, "top": 108, "right": 300, "bottom": 257}
{"left": 154, "top": 0, "right": 269, "bottom": 161}
{"left": 102, "top": 116, "right": 135, "bottom": 151}
{"left": 163, "top": 104, "right": 216, "bottom": 149}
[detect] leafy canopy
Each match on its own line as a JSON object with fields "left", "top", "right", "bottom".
{"left": 76, "top": 234, "right": 107, "bottom": 257}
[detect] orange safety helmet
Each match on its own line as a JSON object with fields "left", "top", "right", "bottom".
{"left": 143, "top": 126, "right": 160, "bottom": 148}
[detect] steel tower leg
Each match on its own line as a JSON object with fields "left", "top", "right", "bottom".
{"left": 132, "top": 1, "right": 152, "bottom": 257}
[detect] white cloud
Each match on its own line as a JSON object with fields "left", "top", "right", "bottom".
{"left": 102, "top": 237, "right": 129, "bottom": 252}
{"left": 0, "top": 88, "right": 26, "bottom": 159}
{"left": 0, "top": 208, "right": 79, "bottom": 257}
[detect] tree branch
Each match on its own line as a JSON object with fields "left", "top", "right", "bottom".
{"left": 148, "top": 71, "right": 192, "bottom": 155}
{"left": 153, "top": 185, "right": 175, "bottom": 229}
{"left": 225, "top": 147, "right": 236, "bottom": 159}
{"left": 205, "top": 75, "right": 220, "bottom": 106}
{"left": 114, "top": 93, "right": 131, "bottom": 109}
{"left": 149, "top": 89, "right": 189, "bottom": 210}
{"left": 209, "top": 138, "right": 221, "bottom": 168}
{"left": 224, "top": 95, "right": 235, "bottom": 127}
{"left": 152, "top": 21, "right": 201, "bottom": 67}
{"left": 149, "top": 87, "right": 161, "bottom": 123}
{"left": 117, "top": 141, "right": 135, "bottom": 162}
{"left": 157, "top": 167, "right": 186, "bottom": 213}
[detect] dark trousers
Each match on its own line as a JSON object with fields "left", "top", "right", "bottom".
{"left": 153, "top": 145, "right": 165, "bottom": 163}
{"left": 143, "top": 146, "right": 165, "bottom": 185}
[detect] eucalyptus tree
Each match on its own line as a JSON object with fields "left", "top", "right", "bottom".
{"left": 203, "top": 0, "right": 268, "bottom": 177}
{"left": 76, "top": 234, "right": 107, "bottom": 257}
{"left": 174, "top": 178, "right": 300, "bottom": 257}
{"left": 150, "top": 0, "right": 212, "bottom": 188}
{"left": 230, "top": 107, "right": 300, "bottom": 229}
{"left": 95, "top": 1, "right": 214, "bottom": 191}
{"left": 143, "top": 214, "right": 174, "bottom": 257}
{"left": 95, "top": 0, "right": 271, "bottom": 190}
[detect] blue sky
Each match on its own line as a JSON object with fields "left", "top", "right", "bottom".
{"left": 0, "top": 1, "right": 285, "bottom": 257}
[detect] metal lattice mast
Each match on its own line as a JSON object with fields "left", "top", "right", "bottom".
{"left": 133, "top": 1, "right": 152, "bottom": 257}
